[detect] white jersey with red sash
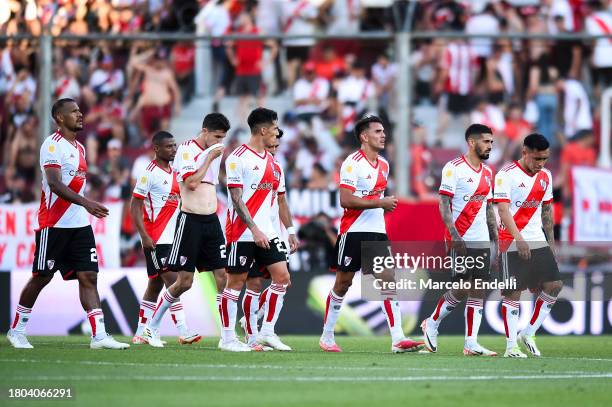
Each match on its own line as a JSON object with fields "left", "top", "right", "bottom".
{"left": 225, "top": 145, "right": 279, "bottom": 242}
{"left": 338, "top": 150, "right": 389, "bottom": 234}
{"left": 493, "top": 161, "right": 553, "bottom": 252}
{"left": 438, "top": 156, "right": 493, "bottom": 248}
{"left": 35, "top": 131, "right": 89, "bottom": 230}
{"left": 132, "top": 161, "right": 181, "bottom": 245}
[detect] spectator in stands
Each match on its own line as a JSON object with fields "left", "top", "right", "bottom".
{"left": 585, "top": 0, "right": 612, "bottom": 97}
{"left": 101, "top": 138, "right": 131, "bottom": 202}
{"left": 306, "top": 163, "right": 331, "bottom": 190}
{"left": 528, "top": 54, "right": 559, "bottom": 146}
{"left": 85, "top": 90, "right": 126, "bottom": 169}
{"left": 282, "top": 0, "right": 319, "bottom": 88}
{"left": 336, "top": 62, "right": 375, "bottom": 146}
{"left": 314, "top": 44, "right": 346, "bottom": 81}
{"left": 53, "top": 59, "right": 81, "bottom": 101}
{"left": 226, "top": 12, "right": 277, "bottom": 126}
{"left": 171, "top": 41, "right": 196, "bottom": 104}
{"left": 84, "top": 54, "right": 124, "bottom": 108}
{"left": 557, "top": 77, "right": 593, "bottom": 141}
{"left": 0, "top": 173, "right": 34, "bottom": 204}
{"left": 293, "top": 61, "right": 330, "bottom": 123}
{"left": 470, "top": 97, "right": 506, "bottom": 136}
{"left": 550, "top": 15, "right": 582, "bottom": 80}
{"left": 6, "top": 113, "right": 37, "bottom": 186}
{"left": 558, "top": 128, "right": 597, "bottom": 204}
{"left": 321, "top": 0, "right": 362, "bottom": 35}
{"left": 129, "top": 47, "right": 181, "bottom": 139}
{"left": 410, "top": 40, "right": 437, "bottom": 105}
{"left": 465, "top": 3, "right": 500, "bottom": 66}
{"left": 371, "top": 53, "right": 398, "bottom": 116}
{"left": 295, "top": 136, "right": 334, "bottom": 186}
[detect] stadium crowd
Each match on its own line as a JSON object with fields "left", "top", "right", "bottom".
{"left": 0, "top": 0, "right": 610, "bottom": 265}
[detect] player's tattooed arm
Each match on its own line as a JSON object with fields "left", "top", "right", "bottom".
{"left": 229, "top": 187, "right": 270, "bottom": 249}
{"left": 439, "top": 195, "right": 460, "bottom": 241}
{"left": 486, "top": 202, "right": 498, "bottom": 244}
{"left": 45, "top": 167, "right": 109, "bottom": 218}
{"left": 541, "top": 203, "right": 555, "bottom": 246}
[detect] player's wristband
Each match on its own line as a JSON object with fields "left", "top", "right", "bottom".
{"left": 287, "top": 226, "right": 296, "bottom": 235}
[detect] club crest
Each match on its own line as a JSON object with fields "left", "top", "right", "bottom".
{"left": 344, "top": 256, "right": 352, "bottom": 266}
{"left": 240, "top": 256, "right": 248, "bottom": 266}
{"left": 47, "top": 260, "right": 55, "bottom": 270}
{"left": 180, "top": 256, "right": 188, "bottom": 266}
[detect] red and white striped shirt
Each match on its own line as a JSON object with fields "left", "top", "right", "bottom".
{"left": 438, "top": 156, "right": 493, "bottom": 246}
{"left": 132, "top": 161, "right": 181, "bottom": 245}
{"left": 442, "top": 41, "right": 477, "bottom": 95}
{"left": 35, "top": 131, "right": 89, "bottom": 230}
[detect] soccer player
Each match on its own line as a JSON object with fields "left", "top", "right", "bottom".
{"left": 494, "top": 133, "right": 562, "bottom": 358}
{"left": 142, "top": 113, "right": 230, "bottom": 347}
{"left": 222, "top": 107, "right": 292, "bottom": 352}
{"left": 240, "top": 130, "right": 299, "bottom": 350}
{"left": 420, "top": 124, "right": 498, "bottom": 356}
{"left": 6, "top": 98, "right": 129, "bottom": 349}
{"left": 131, "top": 131, "right": 201, "bottom": 345}
{"left": 319, "top": 115, "right": 424, "bottom": 353}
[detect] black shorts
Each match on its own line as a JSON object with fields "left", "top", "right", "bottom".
{"left": 234, "top": 75, "right": 261, "bottom": 96}
{"left": 450, "top": 247, "right": 491, "bottom": 282}
{"left": 144, "top": 244, "right": 172, "bottom": 278}
{"left": 32, "top": 226, "right": 99, "bottom": 280}
{"left": 247, "top": 241, "right": 288, "bottom": 279}
{"left": 227, "top": 237, "right": 287, "bottom": 274}
{"left": 166, "top": 212, "right": 227, "bottom": 272}
{"left": 286, "top": 46, "right": 310, "bottom": 62}
{"left": 500, "top": 246, "right": 560, "bottom": 293}
{"left": 332, "top": 232, "right": 390, "bottom": 273}
{"left": 446, "top": 93, "right": 472, "bottom": 115}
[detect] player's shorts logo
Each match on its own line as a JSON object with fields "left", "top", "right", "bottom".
{"left": 240, "top": 256, "right": 248, "bottom": 266}
{"left": 47, "top": 260, "right": 55, "bottom": 270}
{"left": 161, "top": 257, "right": 167, "bottom": 266}
{"left": 344, "top": 256, "right": 352, "bottom": 266}
{"left": 180, "top": 256, "right": 188, "bottom": 266}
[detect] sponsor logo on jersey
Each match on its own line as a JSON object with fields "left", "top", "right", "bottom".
{"left": 251, "top": 182, "right": 274, "bottom": 190}
{"left": 162, "top": 193, "right": 180, "bottom": 202}
{"left": 463, "top": 194, "right": 488, "bottom": 203}
{"left": 516, "top": 199, "right": 541, "bottom": 208}
{"left": 69, "top": 169, "right": 87, "bottom": 179}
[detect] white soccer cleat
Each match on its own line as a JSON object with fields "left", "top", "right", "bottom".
{"left": 420, "top": 319, "right": 438, "bottom": 353}
{"left": 219, "top": 339, "right": 252, "bottom": 352}
{"left": 7, "top": 330, "right": 33, "bottom": 349}
{"left": 141, "top": 327, "right": 164, "bottom": 348}
{"left": 258, "top": 334, "right": 292, "bottom": 351}
{"left": 90, "top": 335, "right": 130, "bottom": 350}
{"left": 179, "top": 333, "right": 202, "bottom": 345}
{"left": 463, "top": 342, "right": 498, "bottom": 356}
{"left": 518, "top": 332, "right": 541, "bottom": 357}
{"left": 504, "top": 346, "right": 528, "bottom": 358}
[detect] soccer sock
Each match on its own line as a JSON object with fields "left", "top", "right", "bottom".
{"left": 242, "top": 289, "right": 260, "bottom": 343}
{"left": 87, "top": 308, "right": 107, "bottom": 339}
{"left": 501, "top": 299, "right": 520, "bottom": 349}
{"left": 219, "top": 288, "right": 240, "bottom": 343}
{"left": 429, "top": 291, "right": 460, "bottom": 327}
{"left": 170, "top": 300, "right": 190, "bottom": 337}
{"left": 522, "top": 292, "right": 557, "bottom": 337}
{"left": 260, "top": 283, "right": 287, "bottom": 336}
{"left": 465, "top": 297, "right": 484, "bottom": 344}
{"left": 11, "top": 305, "right": 32, "bottom": 332}
{"left": 135, "top": 300, "right": 156, "bottom": 337}
{"left": 257, "top": 287, "right": 269, "bottom": 320}
{"left": 322, "top": 290, "right": 344, "bottom": 339}
{"left": 149, "top": 291, "right": 178, "bottom": 330}
{"left": 381, "top": 299, "right": 405, "bottom": 343}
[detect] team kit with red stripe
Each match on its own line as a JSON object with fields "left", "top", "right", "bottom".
{"left": 33, "top": 131, "right": 99, "bottom": 278}
{"left": 132, "top": 160, "right": 182, "bottom": 278}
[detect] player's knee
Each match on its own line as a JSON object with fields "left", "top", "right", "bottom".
{"left": 79, "top": 271, "right": 98, "bottom": 288}
{"left": 148, "top": 277, "right": 164, "bottom": 293}
{"left": 178, "top": 274, "right": 194, "bottom": 291}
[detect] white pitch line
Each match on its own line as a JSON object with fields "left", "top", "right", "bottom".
{"left": 4, "top": 374, "right": 612, "bottom": 382}
{"left": 0, "top": 359, "right": 610, "bottom": 376}
{"left": 546, "top": 357, "right": 612, "bottom": 363}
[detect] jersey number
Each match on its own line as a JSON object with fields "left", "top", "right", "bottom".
{"left": 220, "top": 244, "right": 227, "bottom": 259}
{"left": 90, "top": 248, "right": 98, "bottom": 263}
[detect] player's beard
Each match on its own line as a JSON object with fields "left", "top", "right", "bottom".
{"left": 477, "top": 146, "right": 490, "bottom": 160}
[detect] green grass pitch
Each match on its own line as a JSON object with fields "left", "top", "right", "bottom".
{"left": 1, "top": 335, "right": 611, "bottom": 407}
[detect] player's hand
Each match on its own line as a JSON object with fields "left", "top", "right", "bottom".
{"left": 288, "top": 234, "right": 299, "bottom": 254}
{"left": 207, "top": 145, "right": 224, "bottom": 160}
{"left": 380, "top": 196, "right": 398, "bottom": 212}
{"left": 516, "top": 238, "right": 531, "bottom": 260}
{"left": 141, "top": 234, "right": 156, "bottom": 250}
{"left": 451, "top": 235, "right": 467, "bottom": 256}
{"left": 252, "top": 227, "right": 270, "bottom": 249}
{"left": 84, "top": 199, "right": 109, "bottom": 218}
